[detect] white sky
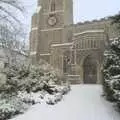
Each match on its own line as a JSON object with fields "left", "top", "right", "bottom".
{"left": 74, "top": 0, "right": 120, "bottom": 23}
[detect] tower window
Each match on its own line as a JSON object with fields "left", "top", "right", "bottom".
{"left": 51, "top": 0, "right": 56, "bottom": 11}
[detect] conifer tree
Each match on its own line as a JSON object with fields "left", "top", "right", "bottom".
{"left": 103, "top": 12, "right": 120, "bottom": 109}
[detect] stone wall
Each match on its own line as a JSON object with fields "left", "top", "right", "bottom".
{"left": 73, "top": 19, "right": 119, "bottom": 40}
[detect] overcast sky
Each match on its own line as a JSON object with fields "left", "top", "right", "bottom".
{"left": 74, "top": 0, "right": 120, "bottom": 23}
{"left": 22, "top": 0, "right": 120, "bottom": 33}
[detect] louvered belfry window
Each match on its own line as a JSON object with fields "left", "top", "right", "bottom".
{"left": 51, "top": 0, "right": 56, "bottom": 11}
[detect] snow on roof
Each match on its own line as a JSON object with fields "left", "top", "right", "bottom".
{"left": 66, "top": 75, "right": 81, "bottom": 77}
{"left": 40, "top": 53, "right": 51, "bottom": 56}
{"left": 30, "top": 51, "right": 36, "bottom": 55}
{"left": 51, "top": 43, "right": 73, "bottom": 47}
{"left": 74, "top": 29, "right": 104, "bottom": 36}
{"left": 109, "top": 37, "right": 119, "bottom": 41}
{"left": 112, "top": 75, "right": 120, "bottom": 79}
{"left": 36, "top": 6, "right": 42, "bottom": 13}
{"left": 31, "top": 27, "right": 38, "bottom": 31}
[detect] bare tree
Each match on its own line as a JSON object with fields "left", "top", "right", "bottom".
{"left": 0, "top": 0, "right": 28, "bottom": 65}
{"left": 0, "top": 24, "right": 27, "bottom": 64}
{"left": 0, "top": 0, "right": 24, "bottom": 27}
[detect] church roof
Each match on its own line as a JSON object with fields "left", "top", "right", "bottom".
{"left": 74, "top": 29, "right": 105, "bottom": 37}
{"left": 51, "top": 43, "right": 73, "bottom": 47}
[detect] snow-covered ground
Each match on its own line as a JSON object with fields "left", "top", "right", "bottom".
{"left": 10, "top": 85, "right": 120, "bottom": 120}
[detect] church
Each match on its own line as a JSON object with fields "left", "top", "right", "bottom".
{"left": 29, "top": 0, "right": 119, "bottom": 84}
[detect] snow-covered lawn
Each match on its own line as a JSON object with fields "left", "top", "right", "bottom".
{"left": 10, "top": 85, "right": 120, "bottom": 120}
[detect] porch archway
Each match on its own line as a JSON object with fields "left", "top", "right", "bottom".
{"left": 83, "top": 55, "right": 97, "bottom": 84}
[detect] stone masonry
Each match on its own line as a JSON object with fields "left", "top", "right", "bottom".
{"left": 29, "top": 0, "right": 119, "bottom": 84}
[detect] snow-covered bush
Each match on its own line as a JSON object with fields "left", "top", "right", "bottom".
{"left": 0, "top": 59, "right": 68, "bottom": 95}
{"left": 17, "top": 84, "right": 70, "bottom": 105}
{"left": 45, "top": 93, "right": 63, "bottom": 105}
{"left": 103, "top": 37, "right": 120, "bottom": 109}
{"left": 44, "top": 85, "right": 70, "bottom": 105}
{"left": 0, "top": 60, "right": 62, "bottom": 93}
{"left": 17, "top": 91, "right": 44, "bottom": 104}
{"left": 0, "top": 59, "right": 70, "bottom": 119}
{"left": 56, "top": 85, "right": 71, "bottom": 95}
{"left": 0, "top": 96, "right": 28, "bottom": 120}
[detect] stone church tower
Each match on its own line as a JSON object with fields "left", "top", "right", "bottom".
{"left": 30, "top": 0, "right": 73, "bottom": 62}
{"left": 30, "top": 0, "right": 119, "bottom": 84}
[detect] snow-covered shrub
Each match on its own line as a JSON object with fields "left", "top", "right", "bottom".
{"left": 45, "top": 94, "right": 57, "bottom": 105}
{"left": 17, "top": 91, "right": 44, "bottom": 104}
{"left": 56, "top": 85, "right": 71, "bottom": 95}
{"left": 0, "top": 96, "right": 28, "bottom": 120}
{"left": 112, "top": 75, "right": 120, "bottom": 90}
{"left": 103, "top": 37, "right": 120, "bottom": 109}
{"left": 17, "top": 85, "right": 71, "bottom": 106}
{"left": 0, "top": 58, "right": 68, "bottom": 95}
{"left": 45, "top": 85, "right": 70, "bottom": 105}
{"left": 0, "top": 59, "right": 70, "bottom": 119}
{"left": 0, "top": 60, "right": 62, "bottom": 94}
{"left": 44, "top": 93, "right": 62, "bottom": 105}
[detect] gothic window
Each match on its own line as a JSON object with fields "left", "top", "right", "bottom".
{"left": 81, "top": 40, "right": 83, "bottom": 49}
{"left": 88, "top": 40, "right": 90, "bottom": 48}
{"left": 91, "top": 40, "right": 93, "bottom": 48}
{"left": 94, "top": 40, "right": 97, "bottom": 48}
{"left": 76, "top": 43, "right": 79, "bottom": 49}
{"left": 51, "top": 0, "right": 56, "bottom": 11}
{"left": 63, "top": 56, "right": 67, "bottom": 73}
{"left": 63, "top": 51, "right": 72, "bottom": 74}
{"left": 71, "top": 50, "right": 75, "bottom": 64}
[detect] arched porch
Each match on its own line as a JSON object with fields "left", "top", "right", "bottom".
{"left": 79, "top": 54, "right": 102, "bottom": 84}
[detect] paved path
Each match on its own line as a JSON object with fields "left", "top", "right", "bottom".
{"left": 11, "top": 85, "right": 120, "bottom": 120}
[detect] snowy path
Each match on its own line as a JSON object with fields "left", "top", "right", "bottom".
{"left": 11, "top": 85, "right": 120, "bottom": 120}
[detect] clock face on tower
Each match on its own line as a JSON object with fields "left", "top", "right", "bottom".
{"left": 47, "top": 16, "right": 57, "bottom": 26}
